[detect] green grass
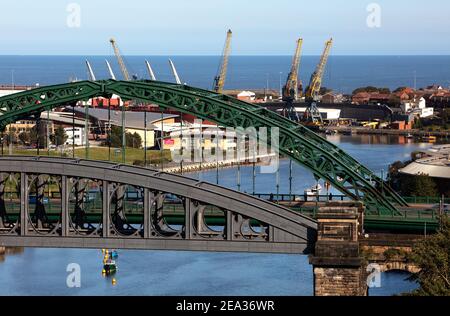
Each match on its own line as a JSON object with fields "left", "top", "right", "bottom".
{"left": 7, "top": 146, "right": 172, "bottom": 166}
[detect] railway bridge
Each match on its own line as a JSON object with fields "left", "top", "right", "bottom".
{"left": 0, "top": 156, "right": 316, "bottom": 253}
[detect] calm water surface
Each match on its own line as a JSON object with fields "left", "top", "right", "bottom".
{"left": 1, "top": 55, "right": 450, "bottom": 94}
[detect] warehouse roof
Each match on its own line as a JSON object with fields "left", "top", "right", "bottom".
{"left": 399, "top": 145, "right": 450, "bottom": 179}
{"left": 74, "top": 107, "right": 178, "bottom": 130}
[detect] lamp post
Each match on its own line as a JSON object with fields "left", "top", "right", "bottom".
{"left": 279, "top": 72, "right": 283, "bottom": 99}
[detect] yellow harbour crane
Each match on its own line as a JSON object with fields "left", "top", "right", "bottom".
{"left": 303, "top": 38, "right": 333, "bottom": 127}
{"left": 110, "top": 38, "right": 130, "bottom": 81}
{"left": 213, "top": 29, "right": 232, "bottom": 93}
{"left": 305, "top": 38, "right": 333, "bottom": 101}
{"left": 282, "top": 38, "right": 303, "bottom": 101}
{"left": 281, "top": 38, "right": 303, "bottom": 121}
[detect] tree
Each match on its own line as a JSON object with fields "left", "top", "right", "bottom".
{"left": 388, "top": 95, "right": 401, "bottom": 107}
{"left": 394, "top": 86, "right": 409, "bottom": 93}
{"left": 408, "top": 217, "right": 450, "bottom": 296}
{"left": 353, "top": 86, "right": 379, "bottom": 95}
{"left": 30, "top": 124, "right": 46, "bottom": 148}
{"left": 126, "top": 132, "right": 142, "bottom": 149}
{"left": 441, "top": 109, "right": 449, "bottom": 126}
{"left": 50, "top": 126, "right": 68, "bottom": 146}
{"left": 4, "top": 131, "right": 17, "bottom": 145}
{"left": 108, "top": 126, "right": 142, "bottom": 149}
{"left": 352, "top": 86, "right": 391, "bottom": 95}
{"left": 109, "top": 126, "right": 123, "bottom": 148}
{"left": 400, "top": 174, "right": 438, "bottom": 197}
{"left": 18, "top": 132, "right": 31, "bottom": 145}
{"left": 413, "top": 117, "right": 423, "bottom": 129}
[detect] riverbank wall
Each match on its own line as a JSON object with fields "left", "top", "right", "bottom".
{"left": 323, "top": 126, "right": 450, "bottom": 138}
{"left": 162, "top": 153, "right": 276, "bottom": 174}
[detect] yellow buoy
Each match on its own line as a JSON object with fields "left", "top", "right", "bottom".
{"left": 102, "top": 249, "right": 105, "bottom": 253}
{"left": 102, "top": 269, "right": 106, "bottom": 275}
{"left": 112, "top": 278, "right": 117, "bottom": 285}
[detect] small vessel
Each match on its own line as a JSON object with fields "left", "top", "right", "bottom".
{"left": 422, "top": 135, "right": 437, "bottom": 143}
{"left": 406, "top": 133, "right": 414, "bottom": 139}
{"left": 304, "top": 184, "right": 322, "bottom": 200}
{"left": 103, "top": 259, "right": 117, "bottom": 275}
{"left": 110, "top": 250, "right": 118, "bottom": 259}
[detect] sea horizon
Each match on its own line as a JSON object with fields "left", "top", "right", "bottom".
{"left": 1, "top": 55, "right": 449, "bottom": 94}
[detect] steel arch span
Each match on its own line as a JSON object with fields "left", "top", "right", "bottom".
{"left": 0, "top": 80, "right": 407, "bottom": 215}
{"left": 0, "top": 156, "right": 317, "bottom": 254}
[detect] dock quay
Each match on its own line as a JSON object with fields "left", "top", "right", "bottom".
{"left": 322, "top": 126, "right": 450, "bottom": 138}
{"left": 161, "top": 153, "right": 277, "bottom": 173}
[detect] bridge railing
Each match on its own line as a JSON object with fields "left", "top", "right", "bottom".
{"left": 253, "top": 193, "right": 449, "bottom": 206}
{"left": 253, "top": 193, "right": 448, "bottom": 221}
{"left": 392, "top": 196, "right": 450, "bottom": 205}
{"left": 253, "top": 193, "right": 349, "bottom": 203}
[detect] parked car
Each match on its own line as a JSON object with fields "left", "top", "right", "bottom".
{"left": 431, "top": 204, "right": 450, "bottom": 213}
{"left": 28, "top": 196, "right": 49, "bottom": 204}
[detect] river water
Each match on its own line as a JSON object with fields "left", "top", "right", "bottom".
{"left": 0, "top": 134, "right": 432, "bottom": 295}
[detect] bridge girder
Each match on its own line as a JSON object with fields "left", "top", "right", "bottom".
{"left": 0, "top": 156, "right": 316, "bottom": 254}
{"left": 0, "top": 80, "right": 408, "bottom": 215}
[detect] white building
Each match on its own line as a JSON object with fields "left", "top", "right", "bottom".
{"left": 419, "top": 107, "right": 434, "bottom": 118}
{"left": 237, "top": 91, "right": 256, "bottom": 102}
{"left": 64, "top": 127, "right": 86, "bottom": 146}
{"left": 0, "top": 86, "right": 30, "bottom": 97}
{"left": 277, "top": 107, "right": 341, "bottom": 120}
{"left": 400, "top": 145, "right": 450, "bottom": 179}
{"left": 400, "top": 97, "right": 434, "bottom": 118}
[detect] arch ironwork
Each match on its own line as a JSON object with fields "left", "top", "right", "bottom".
{"left": 0, "top": 80, "right": 408, "bottom": 215}
{"left": 0, "top": 156, "right": 317, "bottom": 254}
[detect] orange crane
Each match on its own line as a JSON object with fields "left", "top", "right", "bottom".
{"left": 110, "top": 38, "right": 130, "bottom": 81}
{"left": 213, "top": 29, "right": 232, "bottom": 93}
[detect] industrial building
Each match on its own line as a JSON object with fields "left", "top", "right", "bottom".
{"left": 400, "top": 97, "right": 434, "bottom": 118}
{"left": 264, "top": 102, "right": 393, "bottom": 122}
{"left": 64, "top": 127, "right": 87, "bottom": 146}
{"left": 400, "top": 145, "right": 450, "bottom": 180}
{"left": 73, "top": 107, "right": 178, "bottom": 149}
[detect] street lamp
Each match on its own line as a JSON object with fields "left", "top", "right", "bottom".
{"left": 279, "top": 72, "right": 283, "bottom": 99}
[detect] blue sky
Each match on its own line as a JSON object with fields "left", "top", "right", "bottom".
{"left": 1, "top": 0, "right": 449, "bottom": 55}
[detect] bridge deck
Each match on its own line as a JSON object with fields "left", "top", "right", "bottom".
{"left": 0, "top": 156, "right": 317, "bottom": 254}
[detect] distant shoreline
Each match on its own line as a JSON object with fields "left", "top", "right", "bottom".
{"left": 322, "top": 126, "right": 450, "bottom": 138}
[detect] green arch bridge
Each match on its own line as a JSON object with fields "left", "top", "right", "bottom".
{"left": 0, "top": 79, "right": 409, "bottom": 217}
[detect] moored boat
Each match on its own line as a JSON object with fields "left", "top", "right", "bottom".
{"left": 110, "top": 250, "right": 118, "bottom": 259}
{"left": 304, "top": 183, "right": 322, "bottom": 201}
{"left": 422, "top": 135, "right": 437, "bottom": 143}
{"left": 103, "top": 259, "right": 117, "bottom": 275}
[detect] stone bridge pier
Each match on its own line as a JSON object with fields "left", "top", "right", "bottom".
{"left": 309, "top": 202, "right": 368, "bottom": 296}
